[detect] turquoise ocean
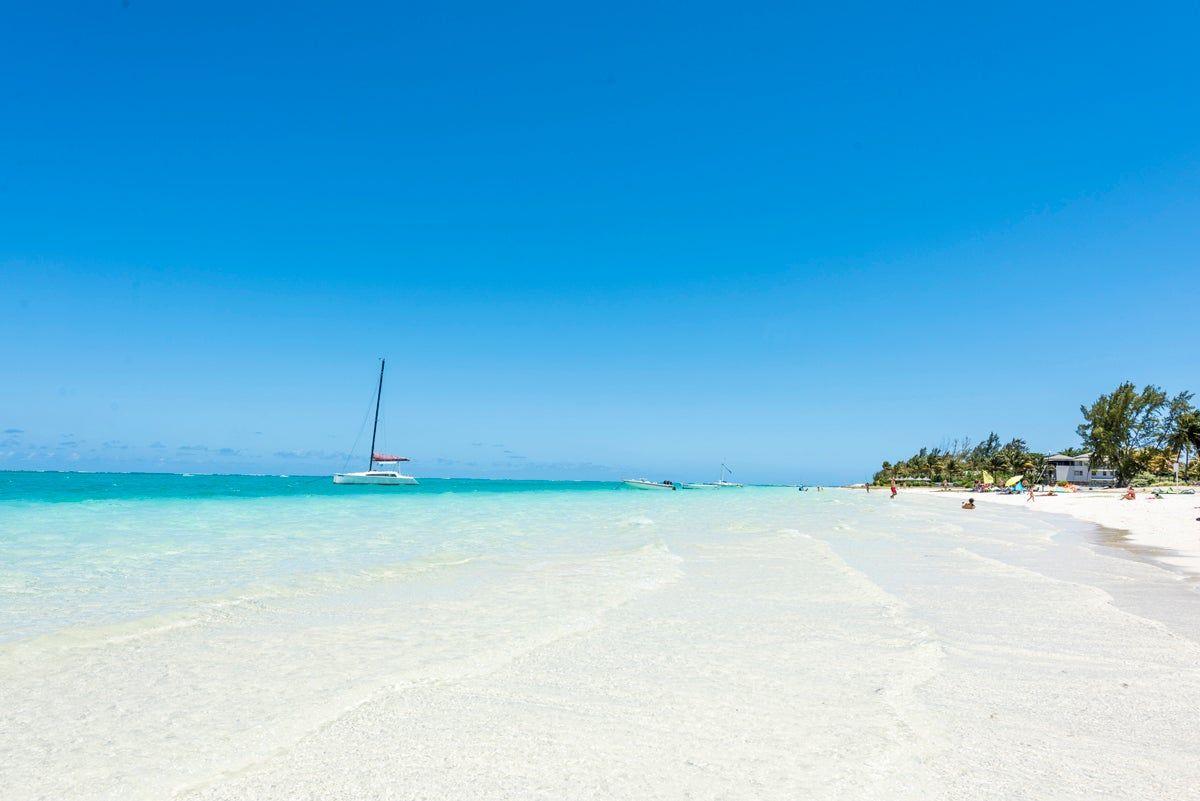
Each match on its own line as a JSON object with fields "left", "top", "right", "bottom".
{"left": 0, "top": 472, "right": 649, "bottom": 644}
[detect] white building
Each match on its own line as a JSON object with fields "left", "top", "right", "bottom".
{"left": 1044, "top": 453, "right": 1117, "bottom": 485}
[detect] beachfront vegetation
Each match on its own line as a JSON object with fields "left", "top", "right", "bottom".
{"left": 872, "top": 434, "right": 1046, "bottom": 487}
{"left": 1161, "top": 393, "right": 1200, "bottom": 482}
{"left": 874, "top": 382, "right": 1200, "bottom": 486}
{"left": 1076, "top": 383, "right": 1167, "bottom": 485}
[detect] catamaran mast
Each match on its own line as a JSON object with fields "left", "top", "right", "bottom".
{"left": 367, "top": 359, "right": 385, "bottom": 471}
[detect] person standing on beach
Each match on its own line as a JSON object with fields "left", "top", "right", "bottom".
{"left": 1026, "top": 484, "right": 1036, "bottom": 502}
{"left": 890, "top": 479, "right": 897, "bottom": 499}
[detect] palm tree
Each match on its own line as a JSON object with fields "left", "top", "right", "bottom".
{"left": 925, "top": 447, "right": 943, "bottom": 480}
{"left": 1026, "top": 454, "right": 1048, "bottom": 485}
{"left": 1161, "top": 409, "right": 1200, "bottom": 483}
{"left": 943, "top": 454, "right": 961, "bottom": 484}
{"left": 988, "top": 449, "right": 1008, "bottom": 479}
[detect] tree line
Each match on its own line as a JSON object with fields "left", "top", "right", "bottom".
{"left": 873, "top": 382, "right": 1200, "bottom": 487}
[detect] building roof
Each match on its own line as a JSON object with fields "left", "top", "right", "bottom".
{"left": 1046, "top": 453, "right": 1091, "bottom": 462}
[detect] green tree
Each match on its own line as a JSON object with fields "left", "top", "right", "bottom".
{"left": 971, "top": 433, "right": 1001, "bottom": 467}
{"left": 943, "top": 453, "right": 961, "bottom": 483}
{"left": 1028, "top": 452, "right": 1048, "bottom": 485}
{"left": 1077, "top": 382, "right": 1168, "bottom": 485}
{"left": 1142, "top": 448, "right": 1177, "bottom": 477}
{"left": 1160, "top": 392, "right": 1199, "bottom": 482}
{"left": 998, "top": 438, "right": 1029, "bottom": 474}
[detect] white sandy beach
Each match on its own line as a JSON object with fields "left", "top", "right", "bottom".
{"left": 910, "top": 486, "right": 1200, "bottom": 575}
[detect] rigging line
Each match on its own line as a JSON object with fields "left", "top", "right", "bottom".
{"left": 377, "top": 394, "right": 387, "bottom": 455}
{"left": 341, "top": 375, "right": 380, "bottom": 473}
{"left": 373, "top": 373, "right": 387, "bottom": 457}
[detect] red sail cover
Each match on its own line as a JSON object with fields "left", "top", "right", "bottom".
{"left": 372, "top": 453, "right": 410, "bottom": 462}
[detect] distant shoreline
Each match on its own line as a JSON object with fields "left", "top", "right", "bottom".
{"left": 899, "top": 485, "right": 1200, "bottom": 578}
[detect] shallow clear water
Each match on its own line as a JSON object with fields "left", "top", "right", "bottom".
{"left": 3, "top": 474, "right": 1200, "bottom": 800}
{"left": 0, "top": 473, "right": 628, "bottom": 642}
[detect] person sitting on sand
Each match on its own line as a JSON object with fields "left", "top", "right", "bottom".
{"left": 1121, "top": 486, "right": 1136, "bottom": 500}
{"left": 962, "top": 498, "right": 975, "bottom": 510}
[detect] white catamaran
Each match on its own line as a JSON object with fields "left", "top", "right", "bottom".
{"left": 681, "top": 463, "right": 743, "bottom": 489}
{"left": 333, "top": 359, "right": 418, "bottom": 486}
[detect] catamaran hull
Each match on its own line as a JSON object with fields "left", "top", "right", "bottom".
{"left": 333, "top": 473, "right": 419, "bottom": 486}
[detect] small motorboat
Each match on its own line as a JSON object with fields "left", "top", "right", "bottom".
{"left": 622, "top": 479, "right": 677, "bottom": 491}
{"left": 680, "top": 482, "right": 720, "bottom": 490}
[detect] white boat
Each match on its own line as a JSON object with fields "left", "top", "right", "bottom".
{"left": 682, "top": 464, "right": 743, "bottom": 489}
{"left": 622, "top": 479, "right": 677, "bottom": 491}
{"left": 333, "top": 470, "right": 418, "bottom": 486}
{"left": 333, "top": 359, "right": 419, "bottom": 487}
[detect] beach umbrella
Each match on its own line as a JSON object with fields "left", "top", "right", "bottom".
{"left": 981, "top": 471, "right": 994, "bottom": 485}
{"left": 1004, "top": 474, "right": 1024, "bottom": 487}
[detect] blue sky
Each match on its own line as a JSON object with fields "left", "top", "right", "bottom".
{"left": 2, "top": 1, "right": 1198, "bottom": 483}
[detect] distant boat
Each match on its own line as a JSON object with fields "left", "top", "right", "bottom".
{"left": 333, "top": 359, "right": 419, "bottom": 486}
{"left": 622, "top": 479, "right": 677, "bottom": 491}
{"left": 682, "top": 463, "right": 743, "bottom": 489}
